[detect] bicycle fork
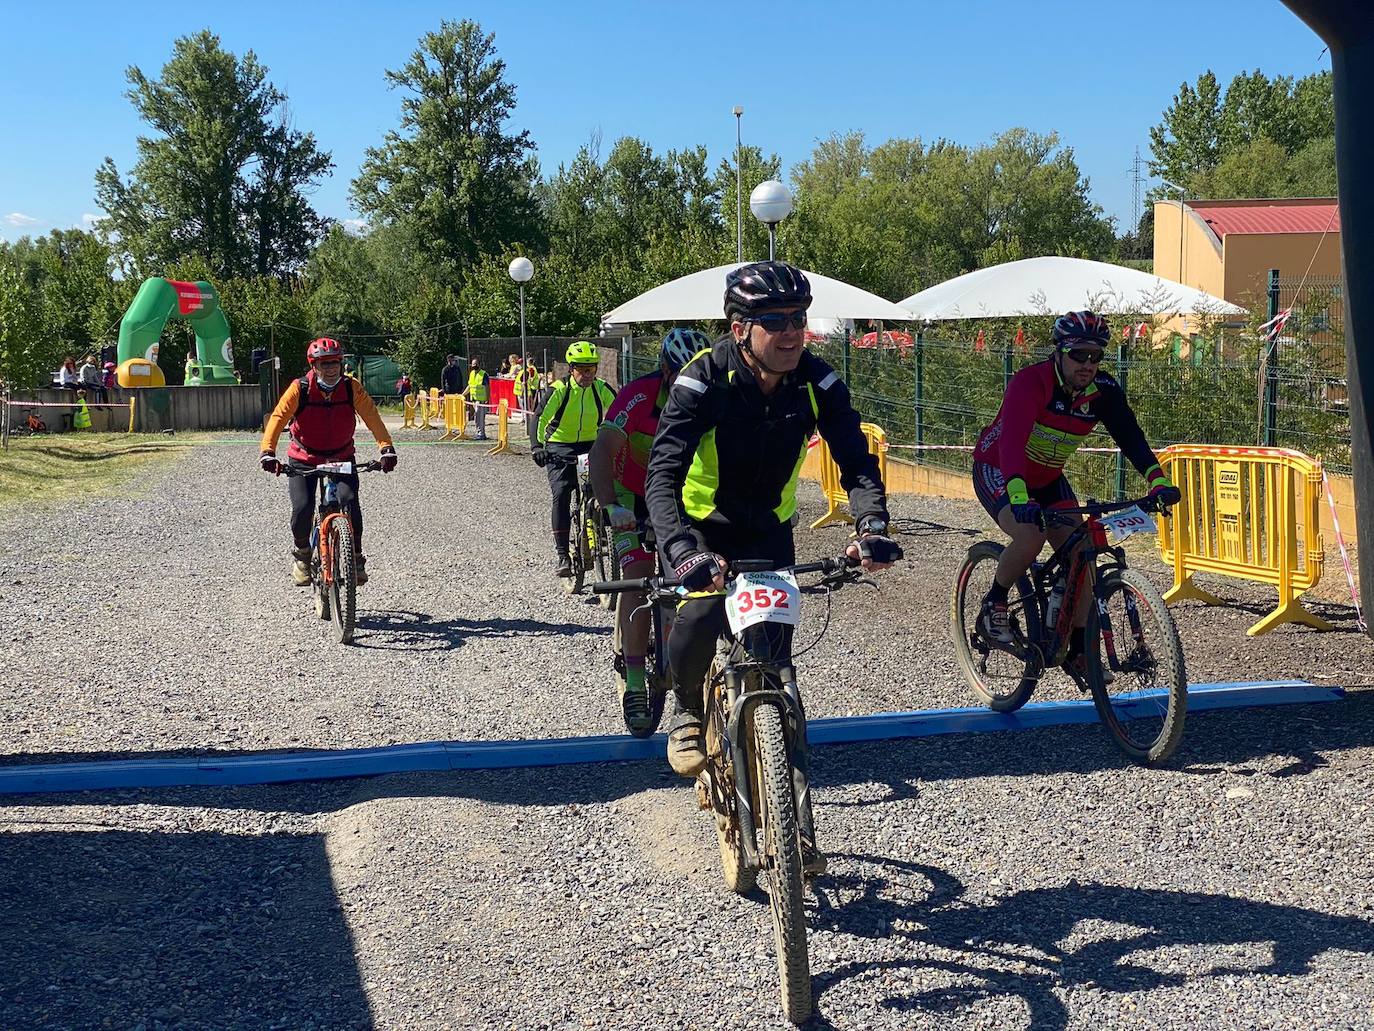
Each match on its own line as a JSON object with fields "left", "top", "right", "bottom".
{"left": 722, "top": 663, "right": 818, "bottom": 872}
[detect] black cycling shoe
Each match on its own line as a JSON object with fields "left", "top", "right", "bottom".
{"left": 355, "top": 555, "right": 368, "bottom": 587}
{"left": 554, "top": 553, "right": 572, "bottom": 578}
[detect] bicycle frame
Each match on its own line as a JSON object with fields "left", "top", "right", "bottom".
{"left": 1019, "top": 498, "right": 1159, "bottom": 664}
{"left": 596, "top": 555, "right": 868, "bottom": 872}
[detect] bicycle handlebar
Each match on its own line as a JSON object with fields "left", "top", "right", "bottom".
{"left": 1041, "top": 493, "right": 1170, "bottom": 528}
{"left": 281, "top": 460, "right": 384, "bottom": 477}
{"left": 591, "top": 554, "right": 863, "bottom": 596}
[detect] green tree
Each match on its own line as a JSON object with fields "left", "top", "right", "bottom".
{"left": 352, "top": 19, "right": 541, "bottom": 278}
{"left": 1148, "top": 71, "right": 1222, "bottom": 191}
{"left": 93, "top": 30, "right": 331, "bottom": 279}
{"left": 1148, "top": 69, "right": 1335, "bottom": 199}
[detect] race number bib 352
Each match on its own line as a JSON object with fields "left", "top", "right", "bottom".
{"left": 725, "top": 571, "right": 801, "bottom": 635}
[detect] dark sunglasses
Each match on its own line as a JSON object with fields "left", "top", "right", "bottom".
{"left": 749, "top": 311, "right": 808, "bottom": 332}
{"left": 1064, "top": 348, "right": 1105, "bottom": 365}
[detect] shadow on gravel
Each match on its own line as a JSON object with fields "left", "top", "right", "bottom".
{"left": 0, "top": 829, "right": 371, "bottom": 1029}
{"left": 809, "top": 852, "right": 1374, "bottom": 1030}
{"left": 1168, "top": 594, "right": 1368, "bottom": 633}
{"left": 350, "top": 608, "right": 610, "bottom": 651}
{"left": 891, "top": 516, "right": 982, "bottom": 541}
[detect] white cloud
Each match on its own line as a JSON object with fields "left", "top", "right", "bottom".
{"left": 82, "top": 213, "right": 101, "bottom": 227}
{"left": 342, "top": 218, "right": 368, "bottom": 235}
{"left": 5, "top": 212, "right": 40, "bottom": 227}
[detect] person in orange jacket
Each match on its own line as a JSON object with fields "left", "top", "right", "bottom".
{"left": 259, "top": 337, "right": 397, "bottom": 586}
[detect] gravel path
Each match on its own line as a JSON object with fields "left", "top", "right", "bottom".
{"left": 3, "top": 438, "right": 1372, "bottom": 1029}
{"left": 1, "top": 438, "right": 1367, "bottom": 760}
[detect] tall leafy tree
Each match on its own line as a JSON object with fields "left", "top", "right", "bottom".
{"left": 352, "top": 19, "right": 541, "bottom": 278}
{"left": 1148, "top": 69, "right": 1335, "bottom": 199}
{"left": 93, "top": 30, "right": 331, "bottom": 278}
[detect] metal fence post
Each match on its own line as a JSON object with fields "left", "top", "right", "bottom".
{"left": 1003, "top": 340, "right": 1012, "bottom": 390}
{"left": 914, "top": 329, "right": 924, "bottom": 449}
{"left": 1264, "top": 268, "right": 1280, "bottom": 446}
{"left": 1114, "top": 340, "right": 1128, "bottom": 499}
{"left": 842, "top": 326, "right": 851, "bottom": 384}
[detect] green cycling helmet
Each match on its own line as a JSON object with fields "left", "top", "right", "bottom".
{"left": 566, "top": 340, "right": 598, "bottom": 365}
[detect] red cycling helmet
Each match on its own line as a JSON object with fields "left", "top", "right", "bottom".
{"left": 307, "top": 338, "right": 344, "bottom": 364}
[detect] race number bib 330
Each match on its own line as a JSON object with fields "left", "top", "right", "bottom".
{"left": 1100, "top": 505, "right": 1155, "bottom": 541}
{"left": 725, "top": 571, "right": 801, "bottom": 635}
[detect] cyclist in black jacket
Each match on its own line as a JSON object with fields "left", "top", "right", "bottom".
{"left": 645, "top": 260, "right": 902, "bottom": 779}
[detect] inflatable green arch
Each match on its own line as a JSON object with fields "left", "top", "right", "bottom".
{"left": 116, "top": 277, "right": 236, "bottom": 387}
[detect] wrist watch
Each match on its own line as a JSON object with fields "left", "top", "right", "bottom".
{"left": 858, "top": 516, "right": 888, "bottom": 536}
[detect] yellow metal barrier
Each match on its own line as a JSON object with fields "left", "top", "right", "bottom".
{"left": 809, "top": 422, "right": 888, "bottom": 529}
{"left": 402, "top": 393, "right": 418, "bottom": 429}
{"left": 440, "top": 395, "right": 468, "bottom": 441}
{"left": 1158, "top": 444, "right": 1332, "bottom": 635}
{"left": 419, "top": 388, "right": 440, "bottom": 430}
{"left": 486, "top": 399, "right": 514, "bottom": 455}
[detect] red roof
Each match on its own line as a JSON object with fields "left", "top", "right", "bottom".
{"left": 1186, "top": 199, "right": 1340, "bottom": 238}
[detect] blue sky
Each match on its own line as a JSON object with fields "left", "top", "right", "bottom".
{"left": 0, "top": 0, "right": 1327, "bottom": 245}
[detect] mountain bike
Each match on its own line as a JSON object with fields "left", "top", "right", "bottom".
{"left": 282, "top": 460, "right": 382, "bottom": 645}
{"left": 558, "top": 452, "right": 615, "bottom": 604}
{"left": 608, "top": 519, "right": 671, "bottom": 737}
{"left": 595, "top": 551, "right": 896, "bottom": 1023}
{"left": 951, "top": 494, "right": 1187, "bottom": 764}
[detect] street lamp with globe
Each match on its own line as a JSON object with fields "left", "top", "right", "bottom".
{"left": 508, "top": 256, "right": 534, "bottom": 381}
{"left": 749, "top": 179, "right": 793, "bottom": 261}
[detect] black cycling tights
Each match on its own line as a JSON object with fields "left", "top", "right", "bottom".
{"left": 546, "top": 441, "right": 592, "bottom": 537}
{"left": 667, "top": 521, "right": 795, "bottom": 713}
{"left": 288, "top": 465, "right": 363, "bottom": 554}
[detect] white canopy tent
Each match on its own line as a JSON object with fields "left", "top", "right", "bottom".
{"left": 603, "top": 262, "right": 913, "bottom": 325}
{"left": 896, "top": 256, "right": 1246, "bottom": 321}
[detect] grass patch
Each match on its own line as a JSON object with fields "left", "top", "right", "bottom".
{"left": 0, "top": 433, "right": 194, "bottom": 510}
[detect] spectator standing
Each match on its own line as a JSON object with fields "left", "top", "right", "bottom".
{"left": 78, "top": 355, "right": 105, "bottom": 402}
{"left": 464, "top": 357, "right": 491, "bottom": 440}
{"left": 396, "top": 372, "right": 412, "bottom": 399}
{"left": 440, "top": 354, "right": 464, "bottom": 396}
{"left": 102, "top": 362, "right": 117, "bottom": 392}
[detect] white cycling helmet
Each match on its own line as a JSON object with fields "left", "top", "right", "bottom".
{"left": 660, "top": 328, "right": 711, "bottom": 372}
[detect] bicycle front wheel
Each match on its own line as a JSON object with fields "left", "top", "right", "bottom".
{"left": 563, "top": 485, "right": 586, "bottom": 595}
{"left": 950, "top": 541, "right": 1042, "bottom": 712}
{"left": 328, "top": 515, "right": 357, "bottom": 645}
{"left": 753, "top": 703, "right": 812, "bottom": 1024}
{"left": 1086, "top": 567, "right": 1187, "bottom": 764}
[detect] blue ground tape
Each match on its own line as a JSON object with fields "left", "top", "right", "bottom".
{"left": 0, "top": 680, "right": 1342, "bottom": 796}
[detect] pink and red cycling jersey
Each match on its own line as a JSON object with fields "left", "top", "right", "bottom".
{"left": 602, "top": 370, "right": 669, "bottom": 498}
{"left": 974, "top": 358, "right": 1161, "bottom": 490}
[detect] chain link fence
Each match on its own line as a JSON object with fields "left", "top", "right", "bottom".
{"left": 614, "top": 299, "right": 1351, "bottom": 499}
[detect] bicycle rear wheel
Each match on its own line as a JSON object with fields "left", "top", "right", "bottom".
{"left": 753, "top": 702, "right": 812, "bottom": 1023}
{"left": 1086, "top": 567, "right": 1187, "bottom": 764}
{"left": 642, "top": 600, "right": 670, "bottom": 736}
{"left": 951, "top": 541, "right": 1042, "bottom": 712}
{"left": 328, "top": 515, "right": 357, "bottom": 645}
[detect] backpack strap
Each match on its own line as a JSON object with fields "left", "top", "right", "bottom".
{"left": 542, "top": 375, "right": 576, "bottom": 439}
{"left": 293, "top": 376, "right": 354, "bottom": 421}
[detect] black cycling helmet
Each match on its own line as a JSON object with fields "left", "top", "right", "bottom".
{"left": 724, "top": 261, "right": 813, "bottom": 321}
{"left": 1051, "top": 310, "right": 1111, "bottom": 349}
